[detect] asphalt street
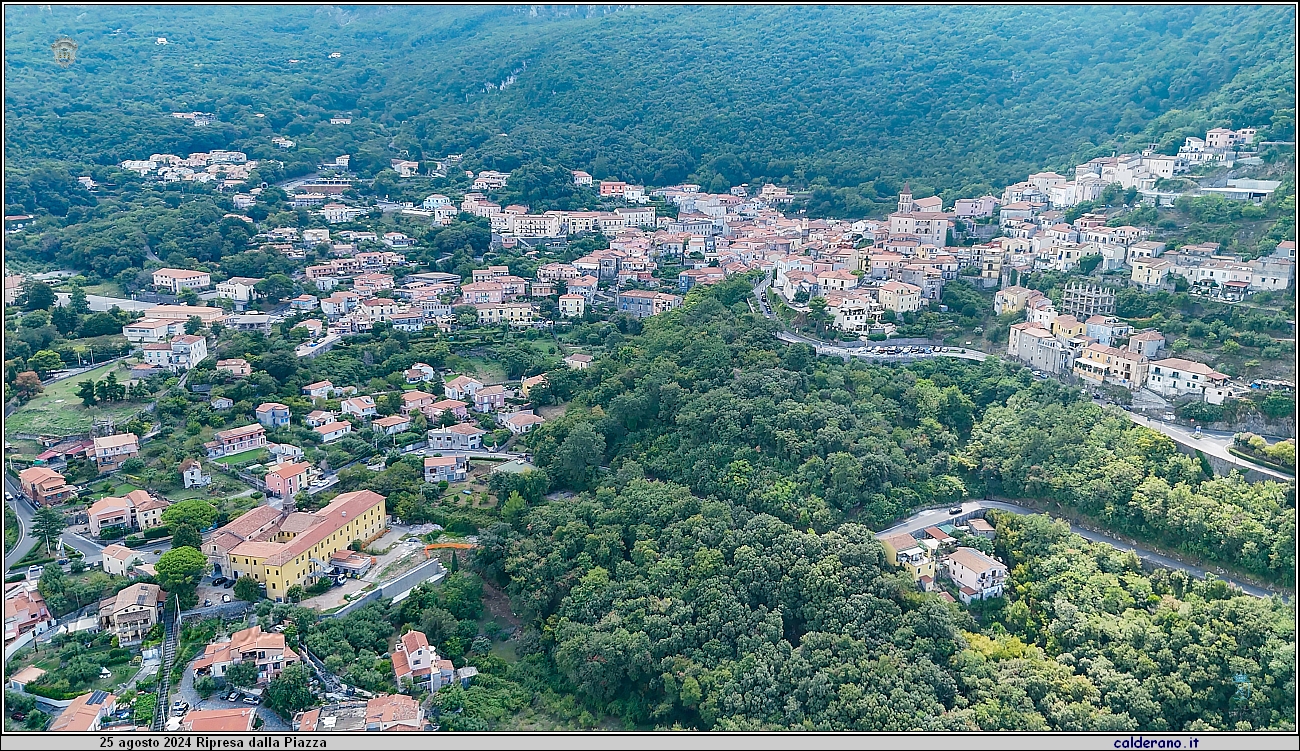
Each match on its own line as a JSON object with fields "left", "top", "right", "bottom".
{"left": 878, "top": 498, "right": 1278, "bottom": 599}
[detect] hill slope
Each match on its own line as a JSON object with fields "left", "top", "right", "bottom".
{"left": 4, "top": 4, "right": 1295, "bottom": 202}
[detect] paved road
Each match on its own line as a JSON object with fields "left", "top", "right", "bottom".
{"left": 879, "top": 498, "right": 1277, "bottom": 599}
{"left": 753, "top": 273, "right": 989, "bottom": 363}
{"left": 1122, "top": 410, "right": 1292, "bottom": 483}
{"left": 55, "top": 291, "right": 154, "bottom": 312}
{"left": 4, "top": 473, "right": 38, "bottom": 570}
{"left": 5, "top": 472, "right": 111, "bottom": 572}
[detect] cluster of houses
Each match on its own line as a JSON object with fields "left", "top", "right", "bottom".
{"left": 999, "top": 284, "right": 1242, "bottom": 403}
{"left": 878, "top": 517, "right": 1005, "bottom": 605}
{"left": 118, "top": 150, "right": 256, "bottom": 189}
{"left": 43, "top": 615, "right": 465, "bottom": 732}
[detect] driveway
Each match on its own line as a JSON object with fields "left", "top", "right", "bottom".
{"left": 878, "top": 498, "right": 1278, "bottom": 599}
{"left": 174, "top": 659, "right": 290, "bottom": 731}
{"left": 1122, "top": 411, "right": 1292, "bottom": 483}
{"left": 296, "top": 527, "right": 425, "bottom": 611}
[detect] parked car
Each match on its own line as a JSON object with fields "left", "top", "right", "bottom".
{"left": 226, "top": 692, "right": 242, "bottom": 702}
{"left": 242, "top": 696, "right": 260, "bottom": 705}
{"left": 203, "top": 599, "right": 212, "bottom": 607}
{"left": 211, "top": 577, "right": 227, "bottom": 587}
{"left": 223, "top": 580, "right": 235, "bottom": 589}
{"left": 4, "top": 491, "right": 12, "bottom": 501}
{"left": 222, "top": 594, "right": 232, "bottom": 603}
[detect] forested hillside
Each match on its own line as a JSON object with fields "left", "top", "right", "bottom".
{"left": 520, "top": 278, "right": 1295, "bottom": 585}
{"left": 5, "top": 5, "right": 1295, "bottom": 205}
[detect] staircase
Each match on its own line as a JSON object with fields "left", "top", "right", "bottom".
{"left": 151, "top": 596, "right": 181, "bottom": 731}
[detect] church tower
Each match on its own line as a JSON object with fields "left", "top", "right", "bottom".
{"left": 897, "top": 182, "right": 913, "bottom": 213}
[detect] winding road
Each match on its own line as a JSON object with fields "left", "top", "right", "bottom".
{"left": 752, "top": 271, "right": 988, "bottom": 363}
{"left": 1119, "top": 410, "right": 1293, "bottom": 483}
{"left": 4, "top": 472, "right": 108, "bottom": 572}
{"left": 879, "top": 498, "right": 1279, "bottom": 599}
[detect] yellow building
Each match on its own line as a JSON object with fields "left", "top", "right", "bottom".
{"left": 880, "top": 533, "right": 936, "bottom": 590}
{"left": 225, "top": 490, "right": 387, "bottom": 602}
{"left": 1050, "top": 314, "right": 1085, "bottom": 339}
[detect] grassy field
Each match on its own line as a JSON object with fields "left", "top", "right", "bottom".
{"left": 5, "top": 361, "right": 146, "bottom": 439}
{"left": 78, "top": 281, "right": 127, "bottom": 297}
{"left": 218, "top": 447, "right": 269, "bottom": 466}
{"left": 85, "top": 481, "right": 144, "bottom": 501}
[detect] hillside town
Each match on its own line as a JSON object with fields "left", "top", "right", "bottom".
{"left": 3, "top": 118, "right": 1295, "bottom": 736}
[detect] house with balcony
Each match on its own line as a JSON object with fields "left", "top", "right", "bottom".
{"left": 423, "top": 455, "right": 468, "bottom": 484}
{"left": 92, "top": 433, "right": 140, "bottom": 472}
{"left": 443, "top": 375, "right": 484, "bottom": 401}
{"left": 18, "top": 466, "right": 75, "bottom": 506}
{"left": 255, "top": 402, "right": 292, "bottom": 428}
{"left": 372, "top": 414, "right": 412, "bottom": 435}
{"left": 427, "top": 423, "right": 485, "bottom": 451}
{"left": 5, "top": 580, "right": 52, "bottom": 644}
{"left": 472, "top": 385, "right": 508, "bottom": 413}
{"left": 341, "top": 395, "right": 378, "bottom": 419}
{"left": 879, "top": 533, "right": 936, "bottom": 591}
{"left": 265, "top": 461, "right": 312, "bottom": 499}
{"left": 152, "top": 268, "right": 212, "bottom": 293}
{"left": 192, "top": 625, "right": 300, "bottom": 685}
{"left": 1146, "top": 357, "right": 1230, "bottom": 402}
{"left": 944, "top": 547, "right": 1008, "bottom": 604}
{"left": 98, "top": 583, "right": 166, "bottom": 646}
{"left": 302, "top": 380, "right": 336, "bottom": 400}
{"left": 206, "top": 423, "right": 268, "bottom": 458}
{"left": 314, "top": 421, "right": 353, "bottom": 443}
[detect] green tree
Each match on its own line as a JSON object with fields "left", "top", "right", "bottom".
{"left": 184, "top": 315, "right": 203, "bottom": 335}
{"left": 234, "top": 575, "right": 262, "bottom": 603}
{"left": 155, "top": 546, "right": 208, "bottom": 610}
{"left": 68, "top": 287, "right": 90, "bottom": 315}
{"left": 170, "top": 523, "right": 201, "bottom": 551}
{"left": 161, "top": 499, "right": 219, "bottom": 530}
{"left": 223, "top": 660, "right": 259, "bottom": 689}
{"left": 27, "top": 350, "right": 64, "bottom": 379}
{"left": 555, "top": 422, "right": 605, "bottom": 490}
{"left": 76, "top": 379, "right": 97, "bottom": 406}
{"left": 31, "top": 505, "right": 66, "bottom": 555}
{"left": 21, "top": 281, "right": 55, "bottom": 311}
{"left": 501, "top": 491, "right": 527, "bottom": 527}
{"left": 265, "top": 664, "right": 314, "bottom": 717}
{"left": 132, "top": 693, "right": 156, "bottom": 726}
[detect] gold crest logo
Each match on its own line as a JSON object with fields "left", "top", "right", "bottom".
{"left": 52, "top": 35, "right": 78, "bottom": 67}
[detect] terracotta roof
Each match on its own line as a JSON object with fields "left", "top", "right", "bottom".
{"left": 267, "top": 461, "right": 311, "bottom": 479}
{"left": 107, "top": 583, "right": 164, "bottom": 615}
{"left": 947, "top": 547, "right": 1006, "bottom": 574}
{"left": 217, "top": 505, "right": 284, "bottom": 541}
{"left": 182, "top": 707, "right": 256, "bottom": 732}
{"left": 881, "top": 533, "right": 922, "bottom": 553}
{"left": 93, "top": 433, "right": 139, "bottom": 450}
{"left": 264, "top": 491, "right": 385, "bottom": 567}
{"left": 215, "top": 423, "right": 266, "bottom": 441}
{"left": 49, "top": 691, "right": 116, "bottom": 732}
{"left": 367, "top": 694, "right": 421, "bottom": 725}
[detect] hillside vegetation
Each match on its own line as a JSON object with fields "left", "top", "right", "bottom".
{"left": 4, "top": 5, "right": 1295, "bottom": 207}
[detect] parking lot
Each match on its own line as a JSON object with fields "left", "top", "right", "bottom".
{"left": 196, "top": 575, "right": 240, "bottom": 608}
{"left": 173, "top": 658, "right": 290, "bottom": 731}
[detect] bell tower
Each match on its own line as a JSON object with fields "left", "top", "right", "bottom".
{"left": 897, "top": 182, "right": 913, "bottom": 213}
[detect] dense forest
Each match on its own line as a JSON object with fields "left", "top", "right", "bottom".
{"left": 4, "top": 5, "right": 1295, "bottom": 206}
{"left": 519, "top": 278, "right": 1295, "bottom": 584}
{"left": 471, "top": 477, "right": 1295, "bottom": 731}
